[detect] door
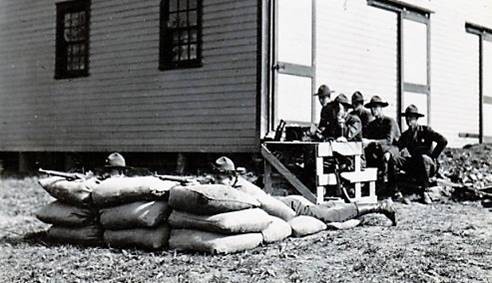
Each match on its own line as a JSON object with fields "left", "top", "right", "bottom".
{"left": 400, "top": 11, "right": 430, "bottom": 131}
{"left": 271, "top": 0, "right": 314, "bottom": 127}
{"left": 482, "top": 35, "right": 492, "bottom": 142}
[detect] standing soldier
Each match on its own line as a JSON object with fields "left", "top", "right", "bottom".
{"left": 350, "top": 91, "right": 374, "bottom": 136}
{"left": 362, "top": 96, "right": 401, "bottom": 195}
{"left": 395, "top": 105, "right": 448, "bottom": 204}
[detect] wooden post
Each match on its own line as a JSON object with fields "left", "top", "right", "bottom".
{"left": 264, "top": 160, "right": 273, "bottom": 194}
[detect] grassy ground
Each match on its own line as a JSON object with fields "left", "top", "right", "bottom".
{"left": 0, "top": 177, "right": 491, "bottom": 283}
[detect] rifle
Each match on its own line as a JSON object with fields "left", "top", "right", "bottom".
{"left": 38, "top": 168, "right": 87, "bottom": 180}
{"left": 156, "top": 174, "right": 215, "bottom": 185}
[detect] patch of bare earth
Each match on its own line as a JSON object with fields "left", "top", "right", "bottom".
{"left": 0, "top": 177, "right": 490, "bottom": 282}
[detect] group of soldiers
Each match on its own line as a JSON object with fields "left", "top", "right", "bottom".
{"left": 312, "top": 84, "right": 448, "bottom": 204}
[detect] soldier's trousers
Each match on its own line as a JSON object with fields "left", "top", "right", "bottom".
{"left": 279, "top": 196, "right": 358, "bottom": 223}
{"left": 392, "top": 153, "right": 436, "bottom": 190}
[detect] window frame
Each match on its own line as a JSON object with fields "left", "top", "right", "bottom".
{"left": 55, "top": 0, "right": 91, "bottom": 79}
{"left": 466, "top": 23, "right": 492, "bottom": 143}
{"left": 367, "top": 0, "right": 431, "bottom": 127}
{"left": 159, "top": 0, "right": 203, "bottom": 70}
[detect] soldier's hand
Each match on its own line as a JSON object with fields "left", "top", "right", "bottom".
{"left": 336, "top": 136, "right": 348, "bottom": 143}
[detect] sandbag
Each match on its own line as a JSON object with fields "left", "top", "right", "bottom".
{"left": 288, "top": 216, "right": 327, "bottom": 237}
{"left": 103, "top": 224, "right": 170, "bottom": 250}
{"left": 168, "top": 208, "right": 271, "bottom": 234}
{"left": 100, "top": 201, "right": 171, "bottom": 229}
{"left": 92, "top": 176, "right": 178, "bottom": 207}
{"left": 261, "top": 216, "right": 292, "bottom": 243}
{"left": 38, "top": 177, "right": 97, "bottom": 205}
{"left": 169, "top": 229, "right": 263, "bottom": 254}
{"left": 47, "top": 224, "right": 102, "bottom": 245}
{"left": 256, "top": 195, "right": 296, "bottom": 221}
{"left": 325, "top": 219, "right": 361, "bottom": 230}
{"left": 169, "top": 185, "right": 260, "bottom": 215}
{"left": 36, "top": 201, "right": 96, "bottom": 226}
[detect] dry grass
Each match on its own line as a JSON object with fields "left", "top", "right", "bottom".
{"left": 0, "top": 177, "right": 491, "bottom": 282}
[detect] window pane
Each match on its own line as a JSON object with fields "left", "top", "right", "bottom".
{"left": 188, "top": 10, "right": 197, "bottom": 26}
{"left": 189, "top": 0, "right": 197, "bottom": 9}
{"left": 483, "top": 40, "right": 492, "bottom": 99}
{"left": 277, "top": 0, "right": 312, "bottom": 66}
{"left": 180, "top": 45, "right": 188, "bottom": 60}
{"left": 178, "top": 12, "right": 187, "bottom": 26}
{"left": 190, "top": 29, "right": 197, "bottom": 42}
{"left": 64, "top": 13, "right": 71, "bottom": 26}
{"left": 171, "top": 46, "right": 180, "bottom": 61}
{"left": 402, "top": 91, "right": 428, "bottom": 131}
{"left": 168, "top": 12, "right": 178, "bottom": 28}
{"left": 181, "top": 30, "right": 188, "bottom": 43}
{"left": 403, "top": 19, "right": 427, "bottom": 85}
{"left": 276, "top": 74, "right": 313, "bottom": 123}
{"left": 173, "top": 32, "right": 180, "bottom": 44}
{"left": 169, "top": 0, "right": 178, "bottom": 12}
{"left": 189, "top": 44, "right": 197, "bottom": 59}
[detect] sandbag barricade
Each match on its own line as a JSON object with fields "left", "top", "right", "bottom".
{"left": 168, "top": 185, "right": 270, "bottom": 253}
{"left": 38, "top": 177, "right": 103, "bottom": 244}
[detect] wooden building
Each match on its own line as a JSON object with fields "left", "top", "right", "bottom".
{"left": 0, "top": 0, "right": 491, "bottom": 163}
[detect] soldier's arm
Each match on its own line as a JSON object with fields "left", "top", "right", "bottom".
{"left": 428, "top": 127, "right": 448, "bottom": 159}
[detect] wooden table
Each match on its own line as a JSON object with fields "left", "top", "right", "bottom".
{"left": 262, "top": 141, "right": 377, "bottom": 204}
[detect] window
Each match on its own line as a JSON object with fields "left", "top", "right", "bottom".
{"left": 368, "top": 0, "right": 431, "bottom": 128}
{"left": 466, "top": 23, "right": 492, "bottom": 143}
{"left": 159, "top": 0, "right": 202, "bottom": 70}
{"left": 55, "top": 0, "right": 90, "bottom": 79}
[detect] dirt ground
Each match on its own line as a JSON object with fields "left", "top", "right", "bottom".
{"left": 0, "top": 177, "right": 491, "bottom": 283}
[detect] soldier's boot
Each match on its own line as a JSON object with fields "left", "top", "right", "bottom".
{"left": 421, "top": 192, "right": 433, "bottom": 205}
{"left": 356, "top": 199, "right": 397, "bottom": 226}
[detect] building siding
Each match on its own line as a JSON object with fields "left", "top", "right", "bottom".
{"left": 0, "top": 0, "right": 259, "bottom": 153}
{"left": 315, "top": 0, "right": 492, "bottom": 147}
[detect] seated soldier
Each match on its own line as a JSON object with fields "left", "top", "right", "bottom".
{"left": 323, "top": 93, "right": 362, "bottom": 142}
{"left": 395, "top": 105, "right": 448, "bottom": 204}
{"left": 350, "top": 91, "right": 374, "bottom": 136}
{"left": 211, "top": 156, "right": 397, "bottom": 226}
{"left": 362, "top": 96, "right": 401, "bottom": 195}
{"left": 312, "top": 84, "right": 336, "bottom": 141}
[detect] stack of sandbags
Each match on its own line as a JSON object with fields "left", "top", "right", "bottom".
{"left": 93, "top": 176, "right": 178, "bottom": 250}
{"left": 167, "top": 185, "right": 271, "bottom": 254}
{"left": 37, "top": 177, "right": 102, "bottom": 245}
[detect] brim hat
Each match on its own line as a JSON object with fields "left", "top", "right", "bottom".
{"left": 313, "top": 84, "right": 335, "bottom": 97}
{"left": 334, "top": 93, "right": 353, "bottom": 108}
{"left": 105, "top": 152, "right": 126, "bottom": 168}
{"left": 401, "top": 104, "right": 425, "bottom": 118}
{"left": 365, "top": 95, "right": 389, "bottom": 108}
{"left": 351, "top": 91, "right": 364, "bottom": 104}
{"left": 213, "top": 156, "right": 236, "bottom": 173}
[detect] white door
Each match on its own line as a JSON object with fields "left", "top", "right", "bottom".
{"left": 272, "top": 0, "right": 314, "bottom": 126}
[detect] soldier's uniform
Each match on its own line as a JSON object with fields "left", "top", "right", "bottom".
{"left": 322, "top": 94, "right": 362, "bottom": 141}
{"left": 395, "top": 105, "right": 448, "bottom": 193}
{"left": 350, "top": 91, "right": 374, "bottom": 136}
{"left": 363, "top": 96, "right": 401, "bottom": 191}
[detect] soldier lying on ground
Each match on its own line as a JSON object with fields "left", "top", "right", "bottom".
{"left": 211, "top": 156, "right": 397, "bottom": 226}
{"left": 394, "top": 105, "right": 448, "bottom": 204}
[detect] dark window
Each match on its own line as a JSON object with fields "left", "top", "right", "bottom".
{"left": 55, "top": 0, "right": 90, "bottom": 79}
{"left": 160, "top": 0, "right": 202, "bottom": 70}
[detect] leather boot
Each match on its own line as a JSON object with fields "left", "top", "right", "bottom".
{"left": 356, "top": 199, "right": 397, "bottom": 226}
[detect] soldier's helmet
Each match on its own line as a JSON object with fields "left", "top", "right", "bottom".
{"left": 105, "top": 152, "right": 126, "bottom": 168}
{"left": 213, "top": 156, "right": 236, "bottom": 173}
